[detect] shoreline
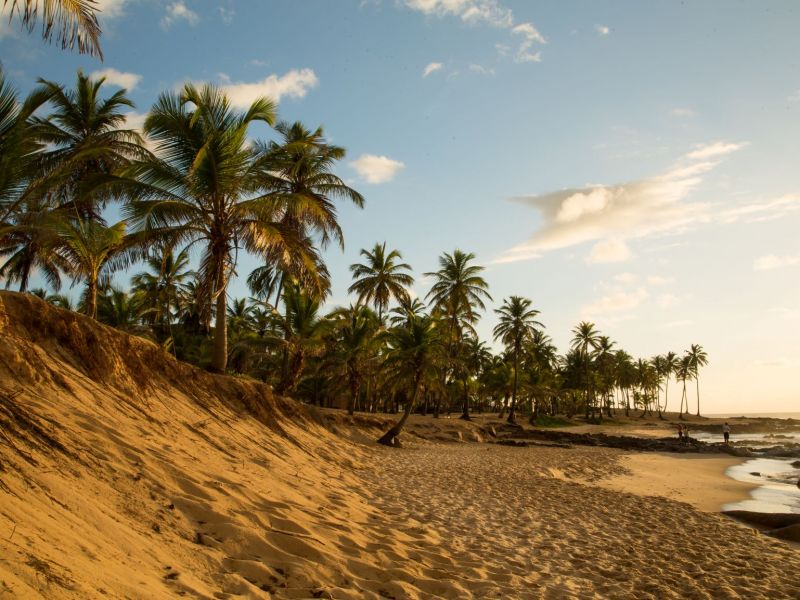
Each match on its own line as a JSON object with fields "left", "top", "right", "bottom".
{"left": 596, "top": 452, "right": 759, "bottom": 513}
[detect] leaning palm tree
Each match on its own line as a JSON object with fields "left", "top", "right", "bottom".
{"left": 687, "top": 344, "right": 709, "bottom": 416}
{"left": 2, "top": 0, "right": 103, "bottom": 58}
{"left": 348, "top": 242, "right": 414, "bottom": 322}
{"left": 377, "top": 313, "right": 443, "bottom": 446}
{"left": 114, "top": 83, "right": 317, "bottom": 372}
{"left": 56, "top": 218, "right": 128, "bottom": 319}
{"left": 493, "top": 296, "right": 543, "bottom": 423}
{"left": 425, "top": 249, "right": 491, "bottom": 420}
{"left": 31, "top": 70, "right": 148, "bottom": 221}
{"left": 676, "top": 354, "right": 694, "bottom": 419}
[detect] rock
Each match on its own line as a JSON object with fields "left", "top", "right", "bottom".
{"left": 749, "top": 472, "right": 761, "bottom": 477}
{"left": 723, "top": 510, "right": 800, "bottom": 530}
{"left": 767, "top": 523, "right": 800, "bottom": 543}
{"left": 791, "top": 460, "right": 800, "bottom": 468}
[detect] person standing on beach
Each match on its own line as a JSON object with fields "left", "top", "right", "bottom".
{"left": 677, "top": 423, "right": 684, "bottom": 441}
{"left": 723, "top": 422, "right": 731, "bottom": 444}
{"left": 683, "top": 424, "right": 690, "bottom": 444}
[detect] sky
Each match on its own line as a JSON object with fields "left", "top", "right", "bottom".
{"left": 2, "top": 0, "right": 799, "bottom": 414}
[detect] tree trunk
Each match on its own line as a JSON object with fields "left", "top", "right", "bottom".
{"left": 695, "top": 376, "right": 701, "bottom": 416}
{"left": 507, "top": 351, "right": 519, "bottom": 423}
{"left": 347, "top": 367, "right": 359, "bottom": 416}
{"left": 459, "top": 375, "right": 470, "bottom": 420}
{"left": 378, "top": 372, "right": 422, "bottom": 446}
{"left": 211, "top": 283, "right": 228, "bottom": 372}
{"left": 85, "top": 277, "right": 98, "bottom": 319}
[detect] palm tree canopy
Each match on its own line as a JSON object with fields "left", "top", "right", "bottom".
{"left": 425, "top": 249, "right": 491, "bottom": 335}
{"left": 3, "top": 0, "right": 103, "bottom": 58}
{"left": 348, "top": 242, "right": 414, "bottom": 318}
{"left": 570, "top": 321, "right": 601, "bottom": 355}
{"left": 492, "top": 295, "right": 543, "bottom": 351}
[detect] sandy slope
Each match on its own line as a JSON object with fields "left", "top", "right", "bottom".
{"left": 1, "top": 291, "right": 798, "bottom": 599}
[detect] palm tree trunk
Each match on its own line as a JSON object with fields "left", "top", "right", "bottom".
{"left": 695, "top": 376, "right": 701, "bottom": 416}
{"left": 459, "top": 375, "right": 470, "bottom": 420}
{"left": 212, "top": 283, "right": 228, "bottom": 372}
{"left": 86, "top": 276, "right": 98, "bottom": 319}
{"left": 508, "top": 350, "right": 519, "bottom": 423}
{"left": 378, "top": 371, "right": 422, "bottom": 446}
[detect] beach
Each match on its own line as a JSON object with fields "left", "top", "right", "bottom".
{"left": 2, "top": 294, "right": 799, "bottom": 599}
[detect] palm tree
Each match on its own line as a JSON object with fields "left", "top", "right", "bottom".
{"left": 425, "top": 249, "right": 491, "bottom": 420}
{"left": 687, "top": 344, "right": 709, "bottom": 416}
{"left": 0, "top": 195, "right": 67, "bottom": 291}
{"left": 348, "top": 242, "right": 414, "bottom": 322}
{"left": 328, "top": 304, "right": 379, "bottom": 415}
{"left": 256, "top": 121, "right": 363, "bottom": 303}
{"left": 32, "top": 70, "right": 148, "bottom": 221}
{"left": 570, "top": 321, "right": 601, "bottom": 419}
{"left": 97, "top": 287, "right": 143, "bottom": 330}
{"left": 676, "top": 354, "right": 694, "bottom": 419}
{"left": 662, "top": 351, "right": 679, "bottom": 415}
{"left": 651, "top": 355, "right": 667, "bottom": 419}
{"left": 377, "top": 314, "right": 443, "bottom": 446}
{"left": 2, "top": 0, "right": 103, "bottom": 58}
{"left": 56, "top": 218, "right": 128, "bottom": 319}
{"left": 0, "top": 66, "right": 53, "bottom": 222}
{"left": 493, "top": 296, "right": 543, "bottom": 423}
{"left": 116, "top": 83, "right": 312, "bottom": 372}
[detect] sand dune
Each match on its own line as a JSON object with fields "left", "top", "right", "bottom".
{"left": 1, "top": 291, "right": 798, "bottom": 599}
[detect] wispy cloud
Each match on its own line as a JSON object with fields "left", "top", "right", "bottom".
{"left": 753, "top": 254, "right": 800, "bottom": 271}
{"left": 595, "top": 24, "right": 610, "bottom": 36}
{"left": 494, "top": 141, "right": 748, "bottom": 265}
{"left": 422, "top": 62, "right": 443, "bottom": 78}
{"left": 90, "top": 68, "right": 142, "bottom": 90}
{"left": 468, "top": 63, "right": 495, "bottom": 75}
{"left": 350, "top": 154, "right": 405, "bottom": 184}
{"left": 402, "top": 1, "right": 545, "bottom": 63}
{"left": 218, "top": 6, "right": 235, "bottom": 24}
{"left": 95, "top": 0, "right": 128, "bottom": 20}
{"left": 719, "top": 194, "right": 800, "bottom": 224}
{"left": 218, "top": 69, "right": 318, "bottom": 108}
{"left": 161, "top": 1, "right": 199, "bottom": 29}
{"left": 586, "top": 239, "right": 631, "bottom": 264}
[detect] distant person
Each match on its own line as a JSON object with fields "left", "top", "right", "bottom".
{"left": 676, "top": 423, "right": 684, "bottom": 441}
{"left": 723, "top": 422, "right": 731, "bottom": 445}
{"left": 683, "top": 425, "right": 690, "bottom": 444}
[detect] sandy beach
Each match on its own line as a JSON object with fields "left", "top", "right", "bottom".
{"left": 1, "top": 294, "right": 799, "bottom": 599}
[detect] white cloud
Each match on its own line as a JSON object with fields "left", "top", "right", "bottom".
{"left": 161, "top": 1, "right": 198, "bottom": 29}
{"left": 122, "top": 111, "right": 147, "bottom": 133}
{"left": 670, "top": 107, "right": 696, "bottom": 118}
{"left": 582, "top": 287, "right": 648, "bottom": 318}
{"left": 614, "top": 272, "right": 637, "bottom": 284}
{"left": 685, "top": 141, "right": 747, "bottom": 160}
{"left": 405, "top": 0, "right": 512, "bottom": 27}
{"left": 586, "top": 239, "right": 631, "bottom": 264}
{"left": 402, "top": 1, "right": 544, "bottom": 63}
{"left": 422, "top": 62, "right": 443, "bottom": 78}
{"left": 720, "top": 194, "right": 800, "bottom": 224}
{"left": 219, "top": 69, "right": 318, "bottom": 108}
{"left": 350, "top": 154, "right": 405, "bottom": 184}
{"left": 468, "top": 63, "right": 495, "bottom": 75}
{"left": 494, "top": 141, "right": 747, "bottom": 265}
{"left": 753, "top": 254, "right": 800, "bottom": 271}
{"left": 646, "top": 275, "right": 674, "bottom": 286}
{"left": 90, "top": 68, "right": 142, "bottom": 90}
{"left": 595, "top": 24, "right": 610, "bottom": 36}
{"left": 94, "top": 0, "right": 128, "bottom": 20}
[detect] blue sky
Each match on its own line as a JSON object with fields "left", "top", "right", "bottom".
{"left": 2, "top": 1, "right": 799, "bottom": 412}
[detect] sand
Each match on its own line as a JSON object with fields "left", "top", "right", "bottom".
{"left": 1, "top": 291, "right": 799, "bottom": 599}
{"left": 598, "top": 453, "right": 758, "bottom": 512}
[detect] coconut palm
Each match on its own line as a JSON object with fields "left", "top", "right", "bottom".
{"left": 0, "top": 66, "right": 53, "bottom": 221}
{"left": 115, "top": 83, "right": 319, "bottom": 372}
{"left": 56, "top": 218, "right": 128, "bottom": 319}
{"left": 328, "top": 304, "right": 379, "bottom": 415}
{"left": 2, "top": 0, "right": 103, "bottom": 57}
{"left": 571, "top": 321, "right": 601, "bottom": 418}
{"left": 493, "top": 296, "right": 543, "bottom": 423}
{"left": 425, "top": 249, "right": 491, "bottom": 419}
{"left": 687, "top": 344, "right": 709, "bottom": 416}
{"left": 377, "top": 313, "right": 444, "bottom": 446}
{"left": 31, "top": 70, "right": 148, "bottom": 221}
{"left": 0, "top": 195, "right": 67, "bottom": 291}
{"left": 676, "top": 354, "right": 694, "bottom": 419}
{"left": 97, "top": 287, "right": 143, "bottom": 330}
{"left": 256, "top": 121, "right": 363, "bottom": 303}
{"left": 348, "top": 242, "right": 414, "bottom": 322}
{"left": 662, "top": 351, "right": 679, "bottom": 415}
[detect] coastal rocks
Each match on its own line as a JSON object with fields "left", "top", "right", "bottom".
{"left": 723, "top": 511, "right": 800, "bottom": 544}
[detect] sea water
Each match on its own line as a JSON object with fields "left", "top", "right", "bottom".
{"left": 723, "top": 458, "right": 800, "bottom": 514}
